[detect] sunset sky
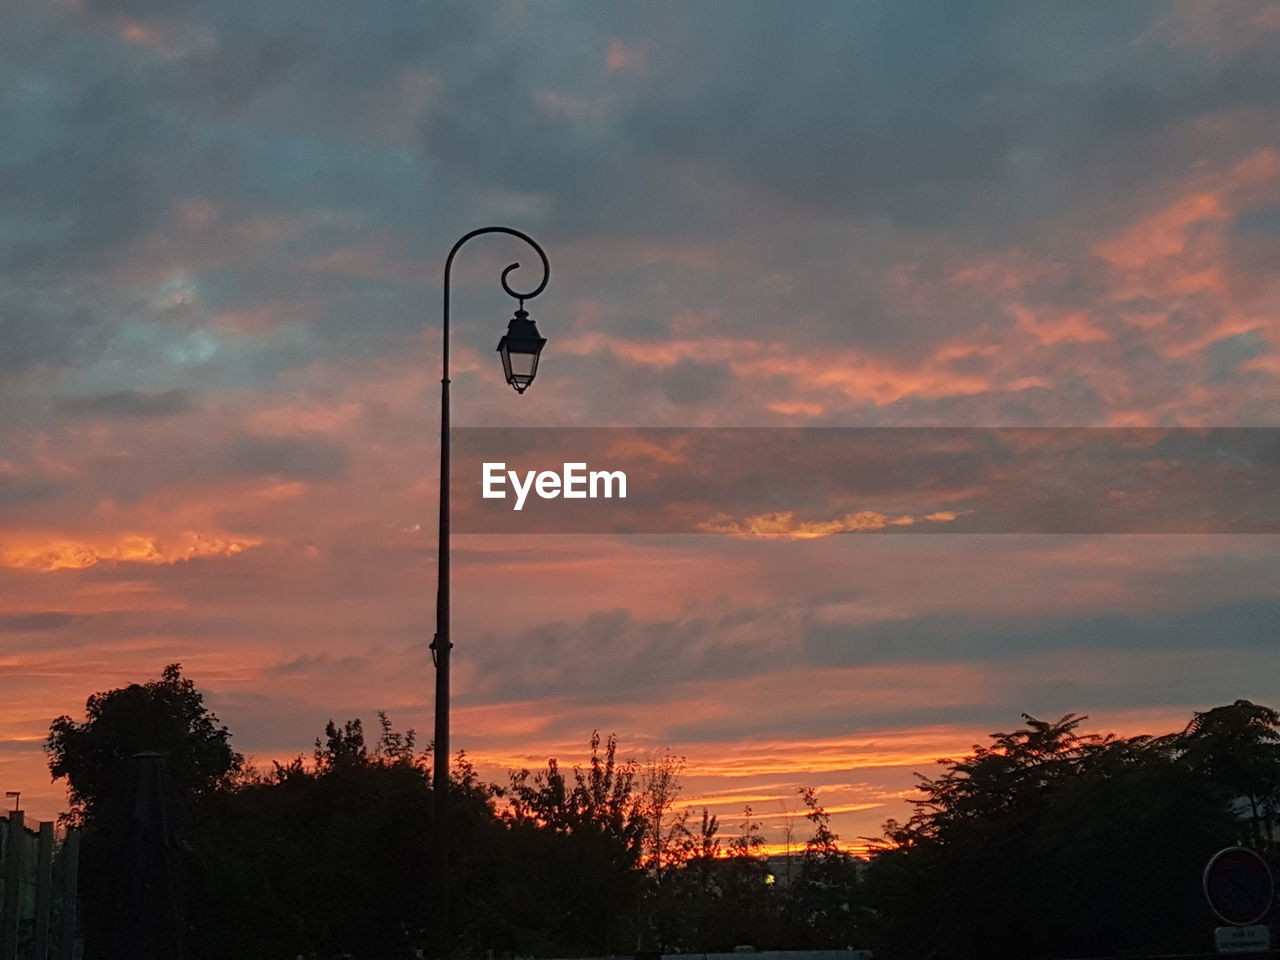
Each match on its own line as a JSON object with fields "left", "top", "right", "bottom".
{"left": 3, "top": 0, "right": 1280, "bottom": 852}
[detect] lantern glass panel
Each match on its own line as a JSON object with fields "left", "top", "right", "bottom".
{"left": 500, "top": 345, "right": 540, "bottom": 392}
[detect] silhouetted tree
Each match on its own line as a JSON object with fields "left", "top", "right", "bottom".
{"left": 46, "top": 663, "right": 243, "bottom": 827}
{"left": 690, "top": 805, "right": 776, "bottom": 950}
{"left": 54, "top": 667, "right": 1276, "bottom": 960}
{"left": 1179, "top": 699, "right": 1280, "bottom": 846}
{"left": 659, "top": 808, "right": 722, "bottom": 951}
{"left": 501, "top": 731, "right": 645, "bottom": 955}
{"left": 784, "top": 788, "right": 864, "bottom": 948}
{"left": 867, "top": 711, "right": 1255, "bottom": 959}
{"left": 636, "top": 748, "right": 688, "bottom": 950}
{"left": 187, "top": 712, "right": 503, "bottom": 960}
{"left": 46, "top": 664, "right": 244, "bottom": 959}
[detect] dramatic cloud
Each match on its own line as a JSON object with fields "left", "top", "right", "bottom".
{"left": 1, "top": 0, "right": 1279, "bottom": 848}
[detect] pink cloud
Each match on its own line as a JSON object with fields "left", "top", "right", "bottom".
{"left": 606, "top": 38, "right": 645, "bottom": 73}
{"left": 1011, "top": 305, "right": 1110, "bottom": 345}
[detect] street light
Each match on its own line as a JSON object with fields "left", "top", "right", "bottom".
{"left": 431, "top": 227, "right": 549, "bottom": 958}
{"left": 497, "top": 308, "right": 547, "bottom": 394}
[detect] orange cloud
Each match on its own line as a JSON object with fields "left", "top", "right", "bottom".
{"left": 767, "top": 401, "right": 824, "bottom": 418}
{"left": 1092, "top": 148, "right": 1280, "bottom": 303}
{"left": 212, "top": 304, "right": 304, "bottom": 335}
{"left": 461, "top": 725, "right": 977, "bottom": 791}
{"left": 1094, "top": 192, "right": 1228, "bottom": 274}
{"left": 117, "top": 19, "right": 155, "bottom": 46}
{"left": 1, "top": 532, "right": 261, "bottom": 572}
{"left": 606, "top": 38, "right": 644, "bottom": 73}
{"left": 558, "top": 331, "right": 994, "bottom": 405}
{"left": 106, "top": 15, "right": 215, "bottom": 60}
{"left": 1011, "top": 305, "right": 1110, "bottom": 345}
{"left": 600, "top": 433, "right": 690, "bottom": 465}
{"left": 697, "top": 509, "right": 959, "bottom": 539}
{"left": 1243, "top": 354, "right": 1280, "bottom": 374}
{"left": 736, "top": 353, "right": 991, "bottom": 405}
{"left": 252, "top": 481, "right": 308, "bottom": 501}
{"left": 950, "top": 249, "right": 1070, "bottom": 293}
{"left": 747, "top": 801, "right": 884, "bottom": 822}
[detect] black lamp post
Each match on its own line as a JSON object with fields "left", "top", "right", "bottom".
{"left": 432, "top": 227, "right": 548, "bottom": 958}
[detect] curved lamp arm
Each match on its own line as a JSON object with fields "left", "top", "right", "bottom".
{"left": 442, "top": 226, "right": 550, "bottom": 383}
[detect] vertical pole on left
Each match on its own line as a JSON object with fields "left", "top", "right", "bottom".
{"left": 1, "top": 811, "right": 25, "bottom": 960}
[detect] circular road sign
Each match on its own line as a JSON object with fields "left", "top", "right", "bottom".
{"left": 1204, "top": 847, "right": 1275, "bottom": 926}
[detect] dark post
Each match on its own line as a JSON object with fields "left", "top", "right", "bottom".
{"left": 56, "top": 829, "right": 79, "bottom": 960}
{"left": 108, "top": 751, "right": 185, "bottom": 960}
{"left": 432, "top": 235, "right": 453, "bottom": 960}
{"left": 34, "top": 821, "right": 53, "bottom": 960}
{"left": 432, "top": 227, "right": 548, "bottom": 959}
{"left": 1, "top": 811, "right": 25, "bottom": 960}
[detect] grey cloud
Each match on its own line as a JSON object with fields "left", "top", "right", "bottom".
{"left": 10, "top": 0, "right": 1272, "bottom": 410}
{"left": 205, "top": 688, "right": 349, "bottom": 759}
{"left": 55, "top": 388, "right": 193, "bottom": 417}
{"left": 0, "top": 428, "right": 234, "bottom": 509}
{"left": 0, "top": 740, "right": 43, "bottom": 755}
{"left": 0, "top": 607, "right": 235, "bottom": 652}
{"left": 1236, "top": 206, "right": 1280, "bottom": 236}
{"left": 1205, "top": 332, "right": 1268, "bottom": 383}
{"left": 0, "top": 612, "right": 83, "bottom": 632}
{"left": 611, "top": 1, "right": 1278, "bottom": 237}
{"left": 227, "top": 434, "right": 347, "bottom": 480}
{"left": 266, "top": 651, "right": 368, "bottom": 678}
{"left": 0, "top": 290, "right": 113, "bottom": 380}
{"left": 660, "top": 360, "right": 728, "bottom": 406}
{"left": 1, "top": 64, "right": 174, "bottom": 274}
{"left": 802, "top": 596, "right": 1280, "bottom": 668}
{"left": 0, "top": 477, "right": 62, "bottom": 510}
{"left": 469, "top": 606, "right": 785, "bottom": 702}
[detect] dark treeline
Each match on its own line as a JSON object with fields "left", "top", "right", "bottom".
{"left": 44, "top": 664, "right": 1280, "bottom": 960}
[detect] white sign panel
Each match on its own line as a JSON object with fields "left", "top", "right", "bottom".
{"left": 1215, "top": 924, "right": 1271, "bottom": 954}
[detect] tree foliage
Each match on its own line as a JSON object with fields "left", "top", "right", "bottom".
{"left": 866, "top": 707, "right": 1280, "bottom": 959}
{"left": 501, "top": 731, "right": 646, "bottom": 955}
{"left": 788, "top": 788, "right": 863, "bottom": 948}
{"left": 46, "top": 663, "right": 242, "bottom": 827}
{"left": 45, "top": 668, "right": 1280, "bottom": 960}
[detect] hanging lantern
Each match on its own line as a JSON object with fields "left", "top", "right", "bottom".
{"left": 496, "top": 308, "right": 547, "bottom": 393}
